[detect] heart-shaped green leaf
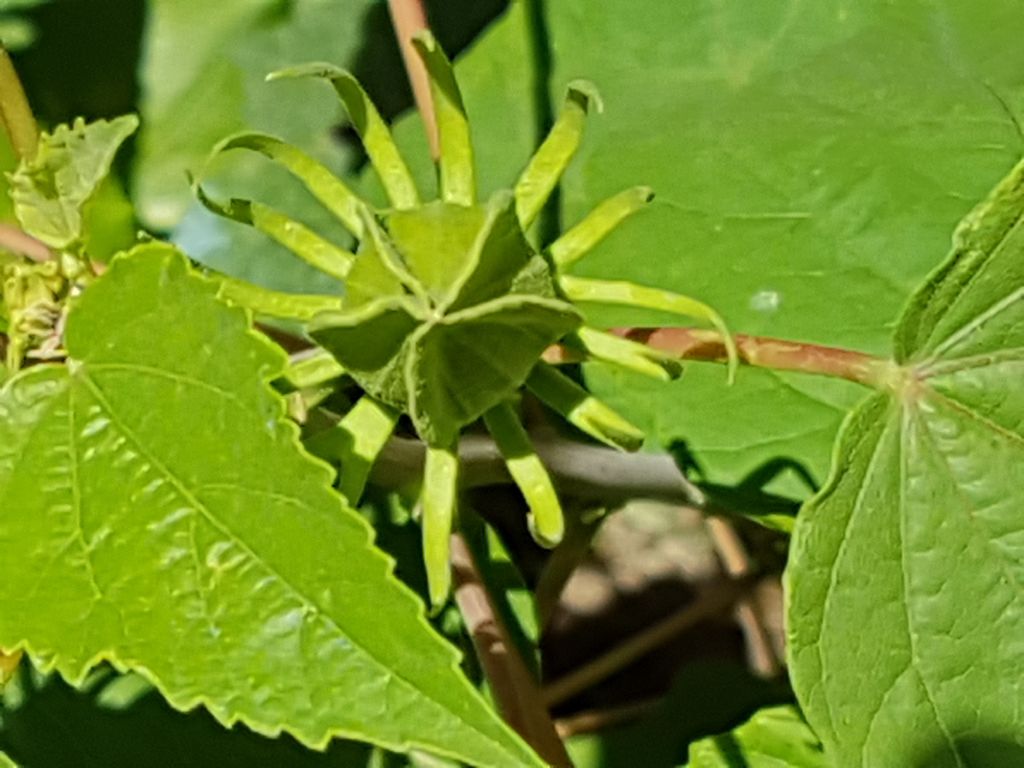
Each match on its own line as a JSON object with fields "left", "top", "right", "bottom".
{"left": 409, "top": 0, "right": 1024, "bottom": 498}
{"left": 0, "top": 244, "right": 542, "bottom": 767}
{"left": 787, "top": 160, "right": 1024, "bottom": 766}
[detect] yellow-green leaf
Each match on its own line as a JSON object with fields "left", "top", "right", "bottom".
{"left": 0, "top": 243, "right": 542, "bottom": 767}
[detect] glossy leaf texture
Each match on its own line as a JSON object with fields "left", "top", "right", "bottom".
{"left": 9, "top": 115, "right": 138, "bottom": 249}
{"left": 686, "top": 706, "right": 825, "bottom": 768}
{"left": 0, "top": 244, "right": 542, "bottom": 768}
{"left": 786, "top": 160, "right": 1024, "bottom": 765}
{"left": 413, "top": 0, "right": 1024, "bottom": 497}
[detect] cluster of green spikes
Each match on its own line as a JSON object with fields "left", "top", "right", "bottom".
{"left": 193, "top": 32, "right": 736, "bottom": 608}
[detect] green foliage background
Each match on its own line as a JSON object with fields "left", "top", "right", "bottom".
{"left": 1, "top": 1, "right": 1023, "bottom": 766}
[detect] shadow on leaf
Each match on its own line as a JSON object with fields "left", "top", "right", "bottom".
{"left": 0, "top": 665, "right": 380, "bottom": 768}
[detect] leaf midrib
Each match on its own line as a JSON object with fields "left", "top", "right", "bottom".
{"left": 73, "top": 368, "right": 514, "bottom": 759}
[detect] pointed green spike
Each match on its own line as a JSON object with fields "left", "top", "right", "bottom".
{"left": 213, "top": 274, "right": 342, "bottom": 320}
{"left": 281, "top": 349, "right": 347, "bottom": 390}
{"left": 305, "top": 395, "right": 398, "bottom": 504}
{"left": 423, "top": 441, "right": 460, "bottom": 609}
{"left": 270, "top": 63, "right": 420, "bottom": 210}
{"left": 208, "top": 132, "right": 365, "bottom": 237}
{"left": 192, "top": 177, "right": 354, "bottom": 281}
{"left": 569, "top": 326, "right": 682, "bottom": 381}
{"left": 559, "top": 275, "right": 739, "bottom": 383}
{"left": 483, "top": 400, "right": 564, "bottom": 547}
{"left": 549, "top": 186, "right": 654, "bottom": 269}
{"left": 411, "top": 32, "right": 476, "bottom": 206}
{"left": 526, "top": 363, "right": 644, "bottom": 452}
{"left": 515, "top": 80, "right": 601, "bottom": 228}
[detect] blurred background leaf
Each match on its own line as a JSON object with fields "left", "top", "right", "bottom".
{"left": 546, "top": 0, "right": 1024, "bottom": 497}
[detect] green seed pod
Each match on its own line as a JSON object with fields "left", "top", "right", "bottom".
{"left": 192, "top": 31, "right": 736, "bottom": 607}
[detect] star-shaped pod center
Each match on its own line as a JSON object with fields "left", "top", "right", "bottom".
{"left": 310, "top": 190, "right": 582, "bottom": 447}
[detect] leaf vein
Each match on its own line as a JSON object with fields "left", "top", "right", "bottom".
{"left": 899, "top": 405, "right": 966, "bottom": 768}
{"left": 75, "top": 370, "right": 500, "bottom": 751}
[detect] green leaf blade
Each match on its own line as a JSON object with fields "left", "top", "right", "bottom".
{"left": 0, "top": 244, "right": 542, "bottom": 767}
{"left": 538, "top": 0, "right": 1024, "bottom": 493}
{"left": 898, "top": 158, "right": 1024, "bottom": 365}
{"left": 686, "top": 706, "right": 825, "bottom": 768}
{"left": 10, "top": 115, "right": 138, "bottom": 250}
{"left": 787, "top": 158, "right": 1024, "bottom": 766}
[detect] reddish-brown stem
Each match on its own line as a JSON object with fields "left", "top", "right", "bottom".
{"left": 450, "top": 534, "right": 574, "bottom": 768}
{"left": 705, "top": 516, "right": 780, "bottom": 678}
{"left": 387, "top": 0, "right": 440, "bottom": 160}
{"left": 546, "top": 327, "right": 898, "bottom": 389}
{"left": 619, "top": 327, "right": 895, "bottom": 387}
{"left": 0, "top": 223, "right": 51, "bottom": 262}
{"left": 554, "top": 699, "right": 659, "bottom": 738}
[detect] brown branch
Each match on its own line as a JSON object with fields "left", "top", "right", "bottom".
{"left": 371, "top": 433, "right": 707, "bottom": 507}
{"left": 705, "top": 516, "right": 780, "bottom": 678}
{"left": 554, "top": 698, "right": 659, "bottom": 739}
{"left": 542, "top": 575, "right": 755, "bottom": 708}
{"left": 450, "top": 533, "right": 574, "bottom": 768}
{"left": 387, "top": 0, "right": 439, "bottom": 160}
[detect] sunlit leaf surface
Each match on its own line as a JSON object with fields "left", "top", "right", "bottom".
{"left": 10, "top": 115, "right": 137, "bottom": 249}
{"left": 0, "top": 244, "right": 541, "bottom": 767}
{"left": 556, "top": 1, "right": 1024, "bottom": 496}
{"left": 787, "top": 160, "right": 1024, "bottom": 766}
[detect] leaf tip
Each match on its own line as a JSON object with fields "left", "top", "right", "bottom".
{"left": 266, "top": 61, "right": 345, "bottom": 83}
{"left": 566, "top": 79, "right": 603, "bottom": 114}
